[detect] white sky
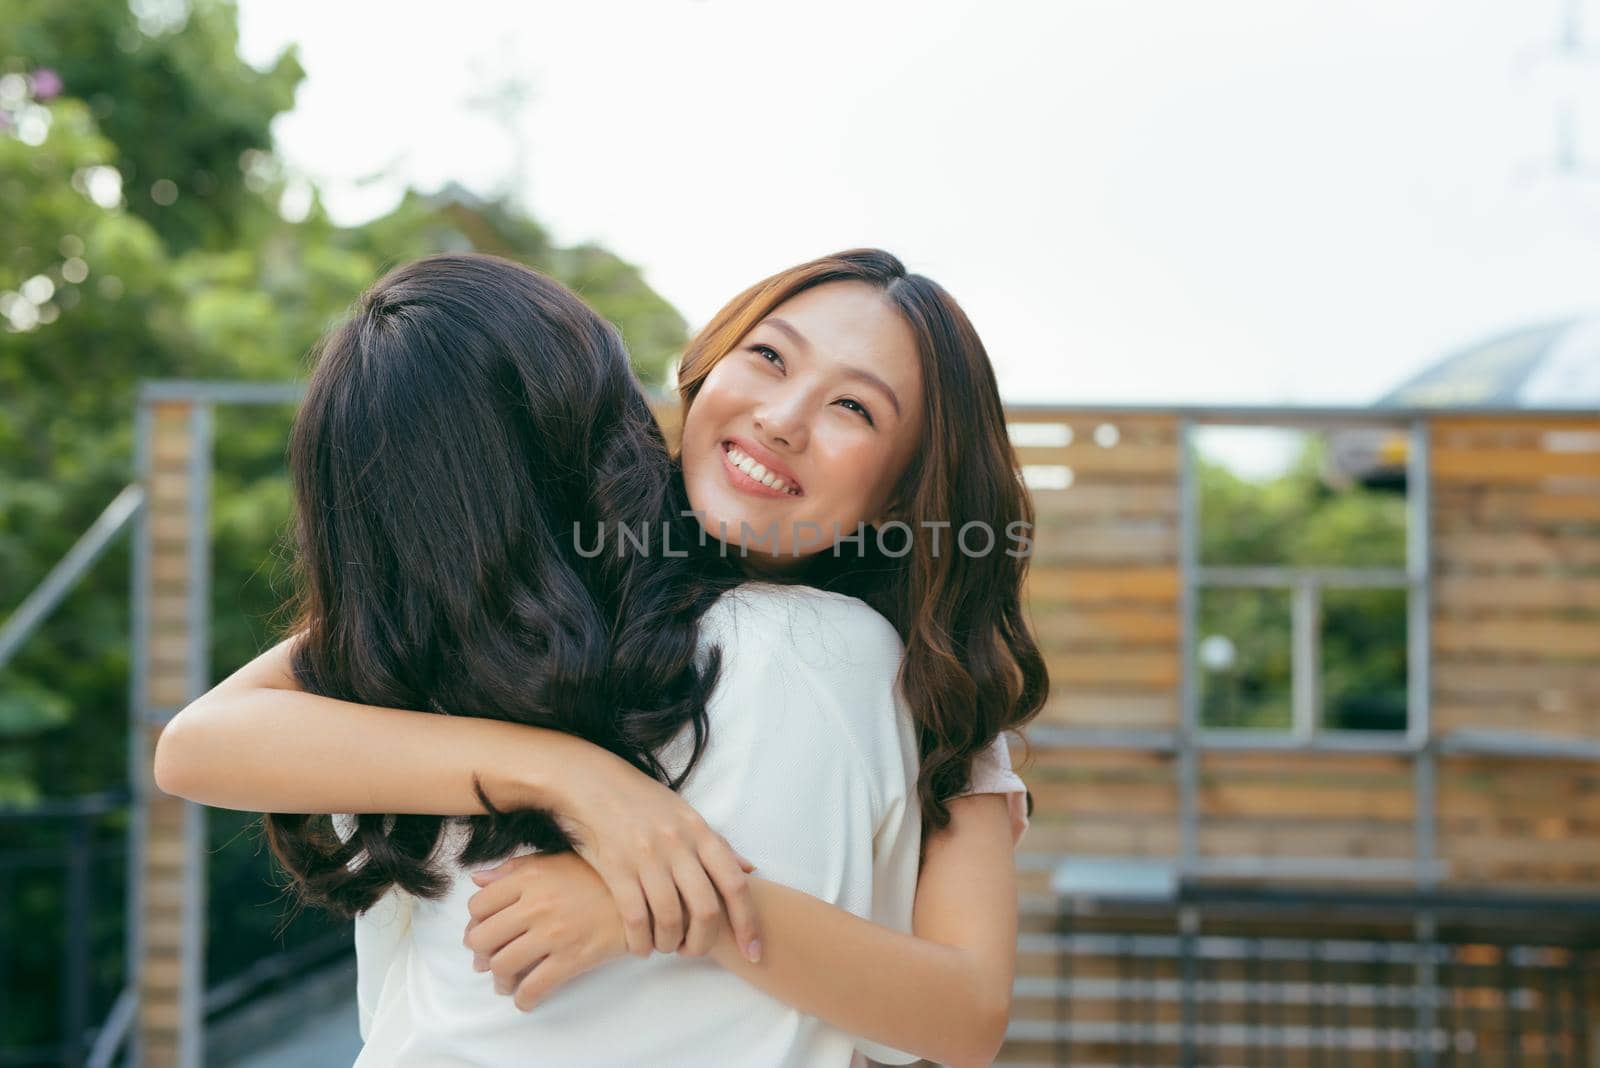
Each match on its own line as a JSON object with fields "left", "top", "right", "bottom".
{"left": 236, "top": 0, "right": 1600, "bottom": 414}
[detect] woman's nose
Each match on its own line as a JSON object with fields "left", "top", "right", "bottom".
{"left": 753, "top": 395, "right": 809, "bottom": 451}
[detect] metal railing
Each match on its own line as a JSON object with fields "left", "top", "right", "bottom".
{"left": 1039, "top": 882, "right": 1600, "bottom": 1066}
{"left": 0, "top": 792, "right": 130, "bottom": 1068}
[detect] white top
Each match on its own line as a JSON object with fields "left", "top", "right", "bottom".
{"left": 968, "top": 730, "right": 1029, "bottom": 847}
{"left": 348, "top": 583, "right": 925, "bottom": 1067}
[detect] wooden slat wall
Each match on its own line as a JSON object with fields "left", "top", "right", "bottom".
{"left": 1430, "top": 416, "right": 1600, "bottom": 739}
{"left": 1009, "top": 414, "right": 1188, "bottom": 902}
{"left": 1195, "top": 750, "right": 1416, "bottom": 867}
{"left": 1431, "top": 415, "right": 1600, "bottom": 889}
{"left": 1439, "top": 756, "right": 1600, "bottom": 886}
{"left": 1017, "top": 414, "right": 1183, "bottom": 732}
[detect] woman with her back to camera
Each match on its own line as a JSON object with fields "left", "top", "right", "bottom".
{"left": 155, "top": 248, "right": 1044, "bottom": 1066}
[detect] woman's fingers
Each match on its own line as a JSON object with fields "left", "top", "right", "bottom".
{"left": 488, "top": 931, "right": 548, "bottom": 996}
{"left": 514, "top": 956, "right": 577, "bottom": 1013}
{"left": 671, "top": 856, "right": 725, "bottom": 957}
{"left": 464, "top": 903, "right": 534, "bottom": 961}
{"left": 597, "top": 869, "right": 653, "bottom": 958}
{"left": 466, "top": 874, "right": 525, "bottom": 923}
{"left": 638, "top": 863, "right": 685, "bottom": 953}
{"left": 698, "top": 838, "right": 760, "bottom": 963}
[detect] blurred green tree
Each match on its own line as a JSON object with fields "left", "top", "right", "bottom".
{"left": 1, "top": 0, "right": 687, "bottom": 803}
{"left": 2, "top": 0, "right": 691, "bottom": 1045}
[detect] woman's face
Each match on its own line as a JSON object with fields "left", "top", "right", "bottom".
{"left": 680, "top": 281, "right": 925, "bottom": 562}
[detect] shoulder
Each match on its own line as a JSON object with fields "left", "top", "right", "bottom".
{"left": 702, "top": 581, "right": 905, "bottom": 678}
{"left": 697, "top": 582, "right": 916, "bottom": 812}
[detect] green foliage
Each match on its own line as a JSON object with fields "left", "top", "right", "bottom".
{"left": 1195, "top": 433, "right": 1410, "bottom": 732}
{"left": 1, "top": 0, "right": 689, "bottom": 804}
{"left": 1, "top": 3, "right": 690, "bottom": 1041}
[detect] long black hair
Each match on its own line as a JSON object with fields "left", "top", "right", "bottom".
{"left": 264, "top": 253, "right": 735, "bottom": 917}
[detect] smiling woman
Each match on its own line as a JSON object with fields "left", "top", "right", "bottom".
{"left": 675, "top": 248, "right": 1045, "bottom": 834}
{"left": 681, "top": 281, "right": 925, "bottom": 558}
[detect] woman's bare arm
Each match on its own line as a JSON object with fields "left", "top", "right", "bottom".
{"left": 471, "top": 792, "right": 1018, "bottom": 1068}
{"left": 709, "top": 794, "right": 1016, "bottom": 1068}
{"left": 153, "top": 636, "right": 584, "bottom": 815}
{"left": 151, "top": 636, "right": 761, "bottom": 959}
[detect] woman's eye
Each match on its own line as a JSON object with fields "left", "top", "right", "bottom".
{"left": 752, "top": 344, "right": 784, "bottom": 370}
{"left": 835, "top": 398, "right": 874, "bottom": 425}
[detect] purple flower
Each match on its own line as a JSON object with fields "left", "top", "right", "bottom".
{"left": 31, "top": 69, "right": 63, "bottom": 101}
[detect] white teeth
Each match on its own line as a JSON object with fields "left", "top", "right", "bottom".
{"left": 724, "top": 444, "right": 800, "bottom": 495}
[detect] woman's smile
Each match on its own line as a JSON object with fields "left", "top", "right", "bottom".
{"left": 720, "top": 438, "right": 804, "bottom": 498}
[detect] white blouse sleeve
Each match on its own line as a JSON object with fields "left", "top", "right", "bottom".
{"left": 955, "top": 731, "right": 1030, "bottom": 847}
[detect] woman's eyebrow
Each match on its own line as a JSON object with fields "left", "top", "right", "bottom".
{"left": 762, "top": 317, "right": 903, "bottom": 417}
{"left": 839, "top": 366, "right": 901, "bottom": 417}
{"left": 763, "top": 317, "right": 811, "bottom": 351}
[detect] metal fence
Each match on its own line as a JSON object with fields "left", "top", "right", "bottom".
{"left": 0, "top": 792, "right": 130, "bottom": 1068}
{"left": 1035, "top": 883, "right": 1600, "bottom": 1067}
{"left": 0, "top": 794, "right": 352, "bottom": 1068}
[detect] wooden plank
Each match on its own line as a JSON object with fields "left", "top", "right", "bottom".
{"left": 1032, "top": 608, "right": 1180, "bottom": 646}
{"left": 1433, "top": 531, "right": 1600, "bottom": 569}
{"left": 1026, "top": 566, "right": 1180, "bottom": 606}
{"left": 1437, "top": 834, "right": 1600, "bottom": 866}
{"left": 1431, "top": 419, "right": 1600, "bottom": 461}
{"left": 149, "top": 513, "right": 192, "bottom": 545}
{"left": 1028, "top": 482, "right": 1179, "bottom": 518}
{"left": 1198, "top": 823, "right": 1415, "bottom": 859}
{"left": 148, "top": 676, "right": 189, "bottom": 707}
{"left": 1432, "top": 658, "right": 1600, "bottom": 696}
{"left": 1432, "top": 446, "right": 1600, "bottom": 483}
{"left": 1030, "top": 515, "right": 1178, "bottom": 564}
{"left": 1014, "top": 441, "right": 1180, "bottom": 477}
{"left": 1434, "top": 574, "right": 1600, "bottom": 612}
{"left": 1433, "top": 700, "right": 1599, "bottom": 738}
{"left": 1004, "top": 411, "right": 1180, "bottom": 441}
{"left": 140, "top": 957, "right": 183, "bottom": 992}
{"left": 1013, "top": 745, "right": 1175, "bottom": 775}
{"left": 1034, "top": 690, "right": 1179, "bottom": 729}
{"left": 1438, "top": 789, "right": 1600, "bottom": 823}
{"left": 149, "top": 594, "right": 190, "bottom": 627}
{"left": 150, "top": 433, "right": 191, "bottom": 468}
{"left": 1199, "top": 781, "right": 1415, "bottom": 820}
{"left": 1047, "top": 649, "right": 1180, "bottom": 688}
{"left": 1434, "top": 486, "right": 1600, "bottom": 524}
{"left": 1022, "top": 818, "right": 1180, "bottom": 855}
{"left": 1199, "top": 751, "right": 1413, "bottom": 777}
{"left": 1434, "top": 617, "right": 1600, "bottom": 659}
{"left": 1029, "top": 780, "right": 1180, "bottom": 816}
{"left": 147, "top": 471, "right": 195, "bottom": 503}
{"left": 150, "top": 633, "right": 191, "bottom": 667}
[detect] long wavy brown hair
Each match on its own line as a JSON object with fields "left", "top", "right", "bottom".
{"left": 677, "top": 248, "right": 1048, "bottom": 833}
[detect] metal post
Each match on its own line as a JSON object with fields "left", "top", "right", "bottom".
{"left": 181, "top": 402, "right": 213, "bottom": 1068}
{"left": 1291, "top": 576, "right": 1320, "bottom": 742}
{"left": 1415, "top": 909, "right": 1438, "bottom": 1068}
{"left": 62, "top": 811, "right": 92, "bottom": 1064}
{"left": 1177, "top": 417, "right": 1199, "bottom": 878}
{"left": 1407, "top": 417, "right": 1438, "bottom": 892}
{"left": 1179, "top": 904, "right": 1199, "bottom": 1066}
{"left": 125, "top": 400, "right": 151, "bottom": 1068}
